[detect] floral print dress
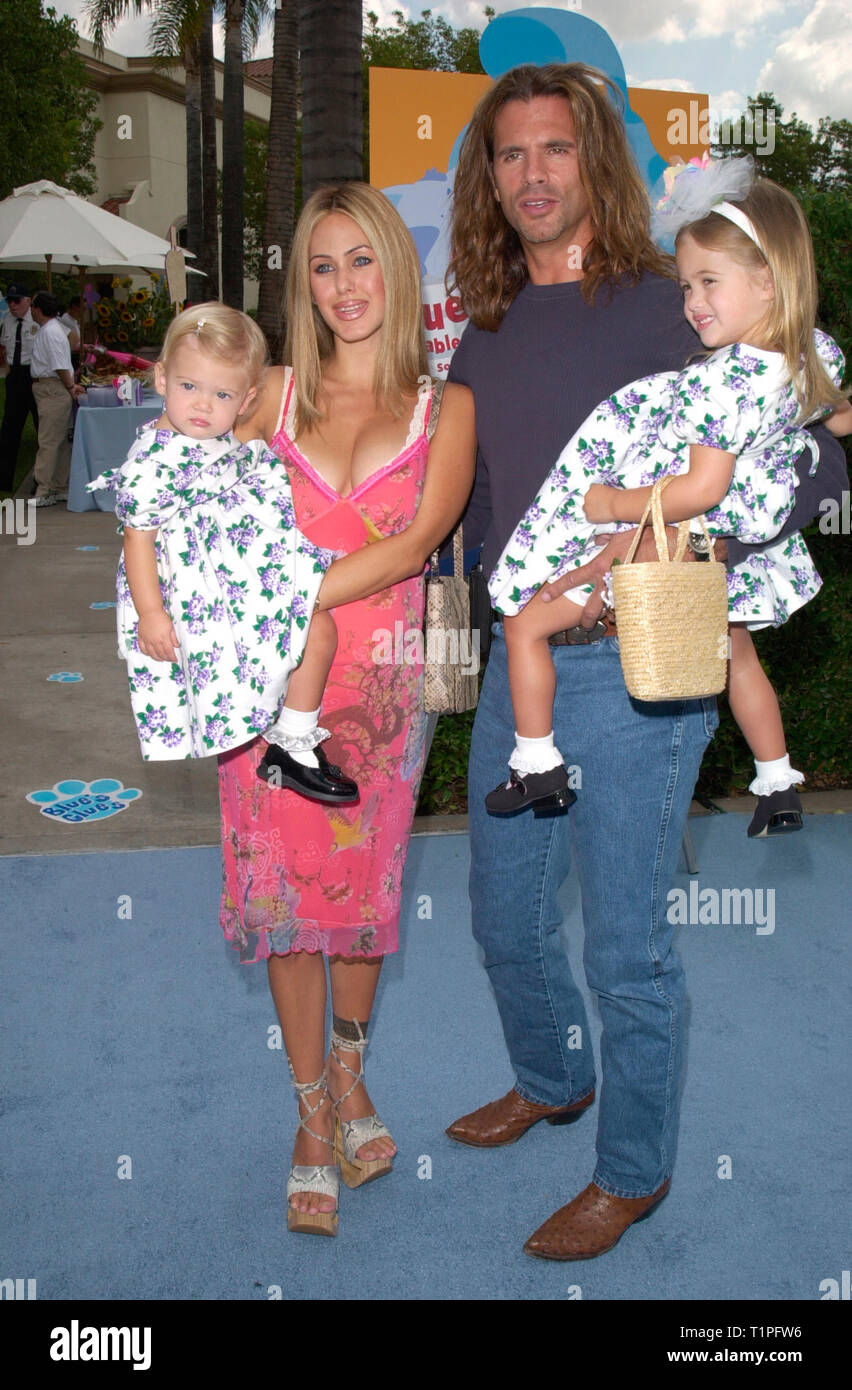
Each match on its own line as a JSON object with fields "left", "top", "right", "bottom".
{"left": 88, "top": 426, "right": 332, "bottom": 759}
{"left": 489, "top": 331, "right": 845, "bottom": 630}
{"left": 217, "top": 371, "right": 433, "bottom": 961}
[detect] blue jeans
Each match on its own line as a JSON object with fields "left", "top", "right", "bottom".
{"left": 468, "top": 625, "right": 718, "bottom": 1198}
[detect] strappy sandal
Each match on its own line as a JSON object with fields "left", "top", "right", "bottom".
{"left": 328, "top": 1022, "right": 395, "bottom": 1189}
{"left": 286, "top": 1067, "right": 339, "bottom": 1237}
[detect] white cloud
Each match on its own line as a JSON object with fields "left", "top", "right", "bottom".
{"left": 756, "top": 0, "right": 852, "bottom": 121}
{"left": 687, "top": 0, "right": 789, "bottom": 47}
{"left": 629, "top": 77, "right": 694, "bottom": 91}
{"left": 365, "top": 0, "right": 767, "bottom": 45}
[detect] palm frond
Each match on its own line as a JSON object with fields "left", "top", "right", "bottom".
{"left": 84, "top": 0, "right": 153, "bottom": 56}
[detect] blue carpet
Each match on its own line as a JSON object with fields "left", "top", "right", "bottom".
{"left": 1, "top": 817, "right": 849, "bottom": 1301}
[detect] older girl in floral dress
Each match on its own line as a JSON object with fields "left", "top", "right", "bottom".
{"left": 487, "top": 163, "right": 851, "bottom": 837}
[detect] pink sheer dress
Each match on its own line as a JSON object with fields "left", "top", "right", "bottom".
{"left": 218, "top": 369, "right": 433, "bottom": 961}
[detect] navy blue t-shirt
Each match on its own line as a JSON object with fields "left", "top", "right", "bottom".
{"left": 448, "top": 272, "right": 845, "bottom": 575}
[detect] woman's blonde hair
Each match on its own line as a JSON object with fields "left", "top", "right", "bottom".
{"left": 448, "top": 63, "right": 676, "bottom": 331}
{"left": 676, "top": 180, "right": 848, "bottom": 421}
{"left": 159, "top": 302, "right": 268, "bottom": 398}
{"left": 285, "top": 182, "right": 428, "bottom": 433}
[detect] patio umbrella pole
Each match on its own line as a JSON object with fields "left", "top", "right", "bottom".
{"left": 45, "top": 253, "right": 52, "bottom": 292}
{"left": 78, "top": 264, "right": 89, "bottom": 345}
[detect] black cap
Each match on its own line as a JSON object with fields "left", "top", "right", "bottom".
{"left": 5, "top": 283, "right": 30, "bottom": 301}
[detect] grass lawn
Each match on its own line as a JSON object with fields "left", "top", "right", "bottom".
{"left": 0, "top": 376, "right": 39, "bottom": 491}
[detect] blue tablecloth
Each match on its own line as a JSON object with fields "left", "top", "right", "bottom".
{"left": 68, "top": 395, "right": 162, "bottom": 512}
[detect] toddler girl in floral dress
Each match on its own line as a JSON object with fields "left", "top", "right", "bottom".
{"left": 487, "top": 160, "right": 851, "bottom": 836}
{"left": 88, "top": 302, "right": 357, "bottom": 803}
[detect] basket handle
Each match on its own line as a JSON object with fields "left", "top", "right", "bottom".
{"left": 621, "top": 476, "right": 717, "bottom": 566}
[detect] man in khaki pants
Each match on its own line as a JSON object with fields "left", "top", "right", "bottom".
{"left": 29, "top": 291, "right": 83, "bottom": 506}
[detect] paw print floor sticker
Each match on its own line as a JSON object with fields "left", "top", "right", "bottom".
{"left": 27, "top": 779, "right": 142, "bottom": 823}
{"left": 46, "top": 672, "right": 84, "bottom": 682}
{"left": 90, "top": 601, "right": 116, "bottom": 609}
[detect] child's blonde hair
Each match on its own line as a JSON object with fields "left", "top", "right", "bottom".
{"left": 159, "top": 302, "right": 269, "bottom": 396}
{"left": 676, "top": 179, "right": 848, "bottom": 421}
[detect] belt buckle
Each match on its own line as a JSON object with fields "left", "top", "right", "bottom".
{"left": 548, "top": 619, "right": 609, "bottom": 647}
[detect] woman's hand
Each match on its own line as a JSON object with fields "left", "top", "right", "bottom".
{"left": 137, "top": 609, "right": 179, "bottom": 663}
{"left": 582, "top": 484, "right": 616, "bottom": 522}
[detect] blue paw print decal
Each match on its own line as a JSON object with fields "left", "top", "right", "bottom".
{"left": 90, "top": 601, "right": 117, "bottom": 609}
{"left": 76, "top": 545, "right": 100, "bottom": 551}
{"left": 47, "top": 672, "right": 84, "bottom": 682}
{"left": 27, "top": 779, "right": 143, "bottom": 823}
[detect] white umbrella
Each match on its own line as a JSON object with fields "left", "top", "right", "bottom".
{"left": 0, "top": 180, "right": 197, "bottom": 274}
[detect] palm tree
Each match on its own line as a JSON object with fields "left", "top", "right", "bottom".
{"left": 199, "top": 3, "right": 220, "bottom": 299}
{"left": 256, "top": 0, "right": 297, "bottom": 358}
{"left": 220, "top": 0, "right": 246, "bottom": 307}
{"left": 298, "top": 0, "right": 363, "bottom": 198}
{"left": 85, "top": 0, "right": 213, "bottom": 288}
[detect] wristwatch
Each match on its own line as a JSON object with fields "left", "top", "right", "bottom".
{"left": 688, "top": 531, "right": 712, "bottom": 561}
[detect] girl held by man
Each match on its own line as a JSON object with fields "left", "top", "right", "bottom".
{"left": 487, "top": 157, "right": 851, "bottom": 837}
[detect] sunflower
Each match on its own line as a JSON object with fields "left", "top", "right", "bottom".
{"left": 150, "top": 272, "right": 159, "bottom": 283}
{"left": 102, "top": 333, "right": 115, "bottom": 344}
{"left": 111, "top": 276, "right": 120, "bottom": 288}
{"left": 116, "top": 330, "right": 129, "bottom": 342}
{"left": 120, "top": 311, "right": 133, "bottom": 323}
{"left": 142, "top": 317, "right": 155, "bottom": 329}
{"left": 132, "top": 290, "right": 148, "bottom": 304}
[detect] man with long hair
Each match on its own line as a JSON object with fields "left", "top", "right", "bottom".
{"left": 444, "top": 63, "right": 844, "bottom": 1261}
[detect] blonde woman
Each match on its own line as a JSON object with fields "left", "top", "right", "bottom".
{"left": 221, "top": 183, "right": 475, "bottom": 1235}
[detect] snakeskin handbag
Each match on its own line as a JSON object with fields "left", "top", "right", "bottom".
{"left": 422, "top": 381, "right": 479, "bottom": 714}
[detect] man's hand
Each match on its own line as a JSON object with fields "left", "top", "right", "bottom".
{"left": 538, "top": 528, "right": 718, "bottom": 629}
{"left": 137, "top": 609, "right": 179, "bottom": 663}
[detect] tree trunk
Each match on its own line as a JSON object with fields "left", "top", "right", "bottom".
{"left": 199, "top": 2, "right": 219, "bottom": 300}
{"left": 257, "top": 0, "right": 298, "bottom": 359}
{"left": 221, "top": 0, "right": 245, "bottom": 308}
{"left": 184, "top": 36, "right": 203, "bottom": 273}
{"left": 299, "top": 0, "right": 363, "bottom": 198}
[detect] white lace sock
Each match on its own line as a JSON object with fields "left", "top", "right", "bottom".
{"left": 264, "top": 706, "right": 328, "bottom": 768}
{"left": 507, "top": 732, "right": 565, "bottom": 779}
{"left": 749, "top": 754, "right": 804, "bottom": 797}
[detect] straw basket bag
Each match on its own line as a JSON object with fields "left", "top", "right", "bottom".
{"left": 610, "top": 476, "right": 729, "bottom": 701}
{"left": 422, "top": 380, "right": 478, "bottom": 714}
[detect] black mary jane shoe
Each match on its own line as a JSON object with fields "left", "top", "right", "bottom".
{"left": 747, "top": 787, "right": 803, "bottom": 838}
{"left": 485, "top": 765, "right": 577, "bottom": 816}
{"left": 257, "top": 743, "right": 359, "bottom": 803}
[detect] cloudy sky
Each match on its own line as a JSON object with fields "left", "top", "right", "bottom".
{"left": 59, "top": 0, "right": 850, "bottom": 127}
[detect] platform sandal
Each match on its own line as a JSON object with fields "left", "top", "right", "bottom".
{"left": 286, "top": 1067, "right": 339, "bottom": 1237}
{"left": 329, "top": 1022, "right": 395, "bottom": 1189}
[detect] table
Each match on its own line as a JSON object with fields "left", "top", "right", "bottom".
{"left": 68, "top": 395, "right": 162, "bottom": 511}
